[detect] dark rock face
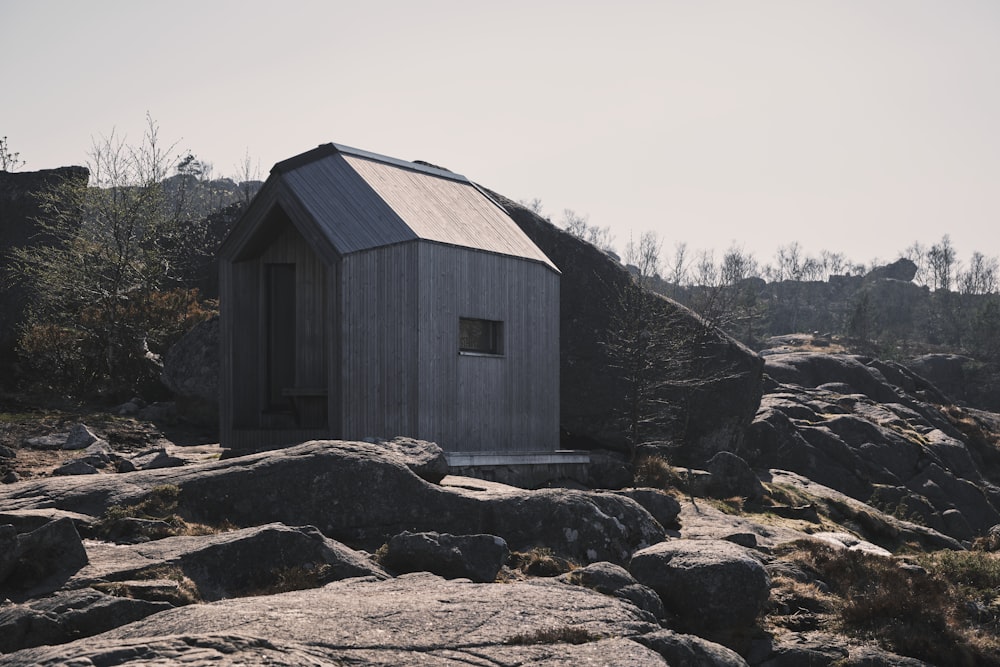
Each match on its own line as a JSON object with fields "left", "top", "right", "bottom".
{"left": 629, "top": 539, "right": 770, "bottom": 649}
{"left": 0, "top": 167, "right": 89, "bottom": 386}
{"left": 381, "top": 531, "right": 508, "bottom": 583}
{"left": 747, "top": 351, "right": 1000, "bottom": 541}
{"left": 706, "top": 451, "right": 764, "bottom": 502}
{"left": 1, "top": 517, "right": 88, "bottom": 595}
{"left": 497, "top": 195, "right": 765, "bottom": 465}
{"left": 907, "top": 353, "right": 1000, "bottom": 413}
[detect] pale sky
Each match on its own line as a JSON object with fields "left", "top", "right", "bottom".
{"left": 3, "top": 0, "right": 999, "bottom": 269}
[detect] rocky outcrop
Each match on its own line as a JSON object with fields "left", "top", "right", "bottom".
{"left": 497, "top": 195, "right": 765, "bottom": 465}
{"left": 746, "top": 350, "right": 1000, "bottom": 542}
{"left": 0, "top": 439, "right": 664, "bottom": 565}
{"left": 558, "top": 560, "right": 665, "bottom": 621}
{"left": 63, "top": 523, "right": 388, "bottom": 601}
{"left": 3, "top": 573, "right": 669, "bottom": 666}
{"left": 0, "top": 588, "right": 171, "bottom": 654}
{"left": 2, "top": 412, "right": 991, "bottom": 663}
{"left": 907, "top": 353, "right": 1000, "bottom": 413}
{"left": 864, "top": 257, "right": 918, "bottom": 283}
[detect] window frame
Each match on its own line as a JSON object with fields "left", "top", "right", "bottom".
{"left": 458, "top": 317, "right": 504, "bottom": 357}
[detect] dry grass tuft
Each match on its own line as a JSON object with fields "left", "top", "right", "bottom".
{"left": 94, "top": 484, "right": 233, "bottom": 540}
{"left": 508, "top": 547, "right": 577, "bottom": 577}
{"left": 709, "top": 496, "right": 745, "bottom": 515}
{"left": 506, "top": 625, "right": 602, "bottom": 645}
{"left": 632, "top": 453, "right": 677, "bottom": 489}
{"left": 778, "top": 540, "right": 1000, "bottom": 665}
{"left": 120, "top": 565, "right": 203, "bottom": 605}
{"left": 240, "top": 563, "right": 334, "bottom": 597}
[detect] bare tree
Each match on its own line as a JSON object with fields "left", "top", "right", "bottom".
{"left": 958, "top": 252, "right": 999, "bottom": 295}
{"left": 8, "top": 115, "right": 217, "bottom": 395}
{"left": 928, "top": 235, "right": 959, "bottom": 291}
{"left": 664, "top": 242, "right": 689, "bottom": 287}
{"left": 234, "top": 148, "right": 262, "bottom": 206}
{"left": 518, "top": 197, "right": 545, "bottom": 217}
{"left": 624, "top": 231, "right": 662, "bottom": 287}
{"left": 562, "top": 209, "right": 616, "bottom": 254}
{"left": 0, "top": 136, "right": 25, "bottom": 171}
{"left": 766, "top": 242, "right": 824, "bottom": 282}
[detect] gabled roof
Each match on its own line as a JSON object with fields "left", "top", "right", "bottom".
{"left": 232, "top": 143, "right": 557, "bottom": 271}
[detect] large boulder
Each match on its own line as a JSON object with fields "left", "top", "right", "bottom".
{"left": 613, "top": 488, "right": 682, "bottom": 529}
{"left": 629, "top": 539, "right": 770, "bottom": 648}
{"left": 1, "top": 517, "right": 89, "bottom": 595}
{"left": 160, "top": 315, "right": 219, "bottom": 424}
{"left": 864, "top": 258, "right": 918, "bottom": 283}
{"left": 706, "top": 451, "right": 764, "bottom": 502}
{"left": 2, "top": 573, "right": 666, "bottom": 665}
{"left": 0, "top": 440, "right": 665, "bottom": 566}
{"left": 558, "top": 561, "right": 665, "bottom": 621}
{"left": 496, "top": 195, "right": 765, "bottom": 466}
{"left": 634, "top": 629, "right": 749, "bottom": 667}
{"left": 381, "top": 531, "right": 508, "bottom": 583}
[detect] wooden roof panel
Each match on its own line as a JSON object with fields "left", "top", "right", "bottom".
{"left": 342, "top": 154, "right": 556, "bottom": 268}
{"left": 273, "top": 144, "right": 556, "bottom": 270}
{"left": 282, "top": 155, "right": 416, "bottom": 254}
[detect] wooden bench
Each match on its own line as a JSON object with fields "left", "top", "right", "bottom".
{"left": 281, "top": 387, "right": 328, "bottom": 427}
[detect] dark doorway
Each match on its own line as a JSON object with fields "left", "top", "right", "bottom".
{"left": 265, "top": 263, "right": 296, "bottom": 410}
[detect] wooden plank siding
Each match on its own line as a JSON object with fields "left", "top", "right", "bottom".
{"left": 415, "top": 244, "right": 560, "bottom": 453}
{"left": 220, "top": 143, "right": 560, "bottom": 453}
{"left": 258, "top": 223, "right": 328, "bottom": 394}
{"left": 339, "top": 243, "right": 421, "bottom": 441}
{"left": 222, "top": 217, "right": 333, "bottom": 450}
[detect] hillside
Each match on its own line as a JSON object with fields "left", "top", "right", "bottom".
{"left": 1, "top": 173, "right": 1000, "bottom": 664}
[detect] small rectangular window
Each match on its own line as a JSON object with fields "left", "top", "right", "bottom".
{"left": 459, "top": 318, "right": 503, "bottom": 355}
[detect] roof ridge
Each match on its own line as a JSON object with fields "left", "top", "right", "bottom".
{"left": 273, "top": 142, "right": 469, "bottom": 183}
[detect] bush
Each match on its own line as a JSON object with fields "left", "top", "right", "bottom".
{"left": 632, "top": 453, "right": 677, "bottom": 489}
{"left": 18, "top": 288, "right": 216, "bottom": 397}
{"left": 784, "top": 540, "right": 1000, "bottom": 665}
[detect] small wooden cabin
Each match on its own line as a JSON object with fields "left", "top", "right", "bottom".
{"left": 218, "top": 143, "right": 560, "bottom": 455}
